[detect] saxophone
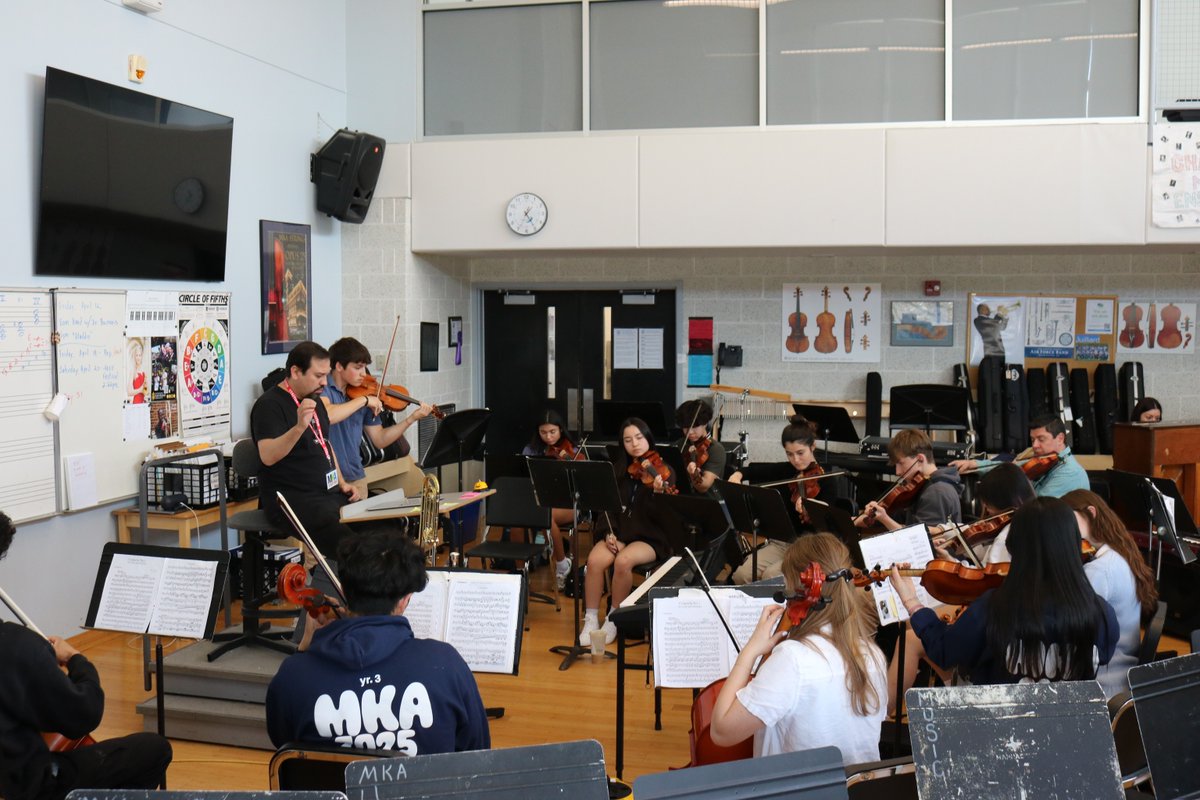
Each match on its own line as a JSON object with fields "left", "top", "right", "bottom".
{"left": 418, "top": 473, "right": 441, "bottom": 566}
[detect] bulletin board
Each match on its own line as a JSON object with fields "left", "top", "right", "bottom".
{"left": 967, "top": 293, "right": 1118, "bottom": 375}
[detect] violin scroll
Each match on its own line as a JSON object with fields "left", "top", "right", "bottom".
{"left": 277, "top": 562, "right": 340, "bottom": 619}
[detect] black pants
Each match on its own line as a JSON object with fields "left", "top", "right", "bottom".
{"left": 265, "top": 489, "right": 354, "bottom": 557}
{"left": 42, "top": 733, "right": 172, "bottom": 800}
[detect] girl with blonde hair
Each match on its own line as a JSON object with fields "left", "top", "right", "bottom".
{"left": 710, "top": 533, "right": 887, "bottom": 764}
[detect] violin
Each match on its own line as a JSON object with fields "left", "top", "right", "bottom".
{"left": 1019, "top": 453, "right": 1060, "bottom": 481}
{"left": 857, "top": 560, "right": 1009, "bottom": 606}
{"left": 815, "top": 286, "right": 838, "bottom": 354}
{"left": 684, "top": 437, "right": 712, "bottom": 489}
{"left": 1119, "top": 303, "right": 1144, "bottom": 348}
{"left": 0, "top": 585, "right": 99, "bottom": 753}
{"left": 785, "top": 288, "right": 809, "bottom": 353}
{"left": 346, "top": 374, "right": 446, "bottom": 420}
{"left": 790, "top": 462, "right": 824, "bottom": 523}
{"left": 627, "top": 450, "right": 678, "bottom": 495}
{"left": 277, "top": 562, "right": 342, "bottom": 619}
{"left": 546, "top": 440, "right": 579, "bottom": 461}
{"left": 1158, "top": 303, "right": 1183, "bottom": 349}
{"left": 942, "top": 509, "right": 1015, "bottom": 549}
{"left": 858, "top": 469, "right": 928, "bottom": 525}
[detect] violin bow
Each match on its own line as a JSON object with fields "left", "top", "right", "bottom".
{"left": 679, "top": 403, "right": 705, "bottom": 453}
{"left": 684, "top": 547, "right": 740, "bottom": 653}
{"left": 755, "top": 471, "right": 846, "bottom": 489}
{"left": 375, "top": 315, "right": 402, "bottom": 401}
{"left": 0, "top": 585, "right": 46, "bottom": 639}
{"left": 934, "top": 519, "right": 984, "bottom": 569}
{"left": 276, "top": 491, "right": 348, "bottom": 608}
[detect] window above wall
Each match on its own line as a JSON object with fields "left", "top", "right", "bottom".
{"left": 421, "top": 0, "right": 1142, "bottom": 135}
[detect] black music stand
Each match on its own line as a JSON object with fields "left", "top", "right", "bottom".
{"left": 803, "top": 500, "right": 864, "bottom": 568}
{"left": 652, "top": 493, "right": 733, "bottom": 579}
{"left": 1106, "top": 468, "right": 1198, "bottom": 572}
{"left": 595, "top": 400, "right": 670, "bottom": 440}
{"left": 718, "top": 479, "right": 796, "bottom": 581}
{"left": 421, "top": 408, "right": 490, "bottom": 492}
{"left": 793, "top": 403, "right": 861, "bottom": 455}
{"left": 1128, "top": 652, "right": 1200, "bottom": 798}
{"left": 888, "top": 384, "right": 971, "bottom": 435}
{"left": 528, "top": 458, "right": 624, "bottom": 670}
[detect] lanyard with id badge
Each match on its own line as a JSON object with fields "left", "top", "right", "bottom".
{"left": 282, "top": 381, "right": 338, "bottom": 490}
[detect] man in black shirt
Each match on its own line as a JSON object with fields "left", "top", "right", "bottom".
{"left": 252, "top": 341, "right": 359, "bottom": 556}
{"left": 0, "top": 512, "right": 172, "bottom": 800}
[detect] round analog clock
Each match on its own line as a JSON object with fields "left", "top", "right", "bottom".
{"left": 505, "top": 192, "right": 548, "bottom": 236}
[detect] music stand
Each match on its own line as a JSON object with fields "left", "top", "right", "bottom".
{"left": 888, "top": 384, "right": 971, "bottom": 435}
{"left": 1106, "top": 468, "right": 1198, "bottom": 574}
{"left": 595, "top": 400, "right": 670, "bottom": 440}
{"left": 717, "top": 479, "right": 796, "bottom": 581}
{"left": 633, "top": 746, "right": 848, "bottom": 800}
{"left": 421, "top": 408, "right": 490, "bottom": 492}
{"left": 1128, "top": 652, "right": 1200, "bottom": 799}
{"left": 793, "top": 403, "right": 861, "bottom": 455}
{"left": 485, "top": 452, "right": 530, "bottom": 481}
{"left": 527, "top": 458, "right": 624, "bottom": 670}
{"left": 803, "top": 500, "right": 864, "bottom": 568}
{"left": 652, "top": 493, "right": 733, "bottom": 580}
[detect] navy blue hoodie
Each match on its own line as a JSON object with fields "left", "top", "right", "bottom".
{"left": 265, "top": 615, "right": 490, "bottom": 755}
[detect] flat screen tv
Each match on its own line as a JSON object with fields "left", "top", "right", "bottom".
{"left": 36, "top": 67, "right": 233, "bottom": 282}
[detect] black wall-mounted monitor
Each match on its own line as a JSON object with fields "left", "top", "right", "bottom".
{"left": 35, "top": 66, "right": 234, "bottom": 282}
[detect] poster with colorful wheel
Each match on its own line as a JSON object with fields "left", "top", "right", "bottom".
{"left": 177, "top": 293, "right": 232, "bottom": 440}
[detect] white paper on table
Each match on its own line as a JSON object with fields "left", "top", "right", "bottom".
{"left": 857, "top": 523, "right": 938, "bottom": 625}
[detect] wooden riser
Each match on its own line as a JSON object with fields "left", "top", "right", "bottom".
{"left": 136, "top": 693, "right": 272, "bottom": 751}
{"left": 156, "top": 626, "right": 291, "bottom": 704}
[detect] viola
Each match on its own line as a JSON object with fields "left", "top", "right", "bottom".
{"left": 628, "top": 450, "right": 678, "bottom": 495}
{"left": 346, "top": 374, "right": 446, "bottom": 420}
{"left": 857, "top": 560, "right": 1010, "bottom": 606}
{"left": 944, "top": 509, "right": 1015, "bottom": 549}
{"left": 1119, "top": 303, "right": 1144, "bottom": 348}
{"left": 277, "top": 562, "right": 341, "bottom": 619}
{"left": 785, "top": 288, "right": 809, "bottom": 354}
{"left": 1019, "top": 453, "right": 1060, "bottom": 481}
{"left": 1158, "top": 303, "right": 1183, "bottom": 349}
{"left": 546, "top": 440, "right": 578, "bottom": 461}
{"left": 815, "top": 286, "right": 838, "bottom": 354}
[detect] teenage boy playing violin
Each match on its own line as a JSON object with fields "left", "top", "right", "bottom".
{"left": 854, "top": 429, "right": 962, "bottom": 532}
{"left": 673, "top": 399, "right": 726, "bottom": 496}
{"left": 323, "top": 337, "right": 434, "bottom": 500}
{"left": 948, "top": 414, "right": 1089, "bottom": 498}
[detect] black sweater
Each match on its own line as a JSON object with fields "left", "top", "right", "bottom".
{"left": 0, "top": 622, "right": 104, "bottom": 800}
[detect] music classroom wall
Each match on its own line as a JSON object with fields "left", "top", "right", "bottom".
{"left": 0, "top": 288, "right": 233, "bottom": 523}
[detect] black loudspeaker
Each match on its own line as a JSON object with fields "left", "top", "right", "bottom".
{"left": 865, "top": 371, "right": 882, "bottom": 437}
{"left": 310, "top": 129, "right": 386, "bottom": 224}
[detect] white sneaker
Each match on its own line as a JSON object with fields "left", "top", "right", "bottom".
{"left": 600, "top": 619, "right": 618, "bottom": 645}
{"left": 579, "top": 616, "right": 600, "bottom": 646}
{"left": 555, "top": 557, "right": 572, "bottom": 591}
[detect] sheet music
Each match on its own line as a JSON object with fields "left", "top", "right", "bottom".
{"left": 405, "top": 572, "right": 449, "bottom": 641}
{"left": 858, "top": 523, "right": 938, "bottom": 625}
{"left": 93, "top": 554, "right": 161, "bottom": 633}
{"left": 653, "top": 592, "right": 729, "bottom": 688}
{"left": 147, "top": 559, "right": 219, "bottom": 638}
{"left": 443, "top": 574, "right": 521, "bottom": 674}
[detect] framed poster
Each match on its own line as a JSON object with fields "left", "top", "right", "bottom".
{"left": 260, "top": 220, "right": 312, "bottom": 355}
{"left": 890, "top": 301, "right": 954, "bottom": 347}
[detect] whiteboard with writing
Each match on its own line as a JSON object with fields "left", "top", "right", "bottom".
{"left": 55, "top": 290, "right": 145, "bottom": 507}
{"left": 0, "top": 289, "right": 57, "bottom": 522}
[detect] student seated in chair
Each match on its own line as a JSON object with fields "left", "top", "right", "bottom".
{"left": 265, "top": 529, "right": 490, "bottom": 756}
{"left": 0, "top": 511, "right": 172, "bottom": 800}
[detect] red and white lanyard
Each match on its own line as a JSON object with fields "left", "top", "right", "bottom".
{"left": 281, "top": 381, "right": 332, "bottom": 467}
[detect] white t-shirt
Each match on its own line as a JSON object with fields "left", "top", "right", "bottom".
{"left": 735, "top": 629, "right": 887, "bottom": 766}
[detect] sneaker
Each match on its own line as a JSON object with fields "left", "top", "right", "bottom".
{"left": 555, "top": 557, "right": 572, "bottom": 591}
{"left": 601, "top": 620, "right": 618, "bottom": 645}
{"left": 579, "top": 616, "right": 600, "bottom": 646}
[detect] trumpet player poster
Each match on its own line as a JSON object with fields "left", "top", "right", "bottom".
{"left": 967, "top": 294, "right": 1025, "bottom": 366}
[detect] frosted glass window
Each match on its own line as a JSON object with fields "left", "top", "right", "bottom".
{"left": 767, "top": 0, "right": 945, "bottom": 125}
{"left": 953, "top": 0, "right": 1138, "bottom": 120}
{"left": 424, "top": 5, "right": 582, "bottom": 135}
{"left": 590, "top": 0, "right": 758, "bottom": 130}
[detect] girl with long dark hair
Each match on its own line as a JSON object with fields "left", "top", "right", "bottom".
{"left": 890, "top": 497, "right": 1119, "bottom": 684}
{"left": 521, "top": 410, "right": 577, "bottom": 588}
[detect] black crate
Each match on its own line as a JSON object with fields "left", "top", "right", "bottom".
{"left": 147, "top": 453, "right": 224, "bottom": 509}
{"left": 228, "top": 544, "right": 302, "bottom": 601}
{"left": 225, "top": 455, "right": 260, "bottom": 501}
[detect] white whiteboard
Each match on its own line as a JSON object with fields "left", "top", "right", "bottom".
{"left": 0, "top": 289, "right": 57, "bottom": 522}
{"left": 54, "top": 289, "right": 145, "bottom": 508}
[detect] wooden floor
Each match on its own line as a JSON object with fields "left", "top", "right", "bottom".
{"left": 71, "top": 557, "right": 1194, "bottom": 792}
{"left": 71, "top": 560, "right": 694, "bottom": 791}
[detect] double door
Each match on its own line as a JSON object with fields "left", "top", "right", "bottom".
{"left": 482, "top": 289, "right": 677, "bottom": 455}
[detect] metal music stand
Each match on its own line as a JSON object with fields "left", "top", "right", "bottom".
{"left": 888, "top": 384, "right": 971, "bottom": 435}
{"left": 528, "top": 458, "right": 624, "bottom": 670}
{"left": 793, "top": 403, "right": 861, "bottom": 457}
{"left": 717, "top": 479, "right": 796, "bottom": 581}
{"left": 421, "top": 408, "right": 490, "bottom": 492}
{"left": 1106, "top": 468, "right": 1198, "bottom": 577}
{"left": 651, "top": 493, "right": 733, "bottom": 580}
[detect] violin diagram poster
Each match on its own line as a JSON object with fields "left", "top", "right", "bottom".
{"left": 1117, "top": 301, "right": 1196, "bottom": 355}
{"left": 780, "top": 283, "right": 881, "bottom": 363}
{"left": 177, "top": 292, "right": 232, "bottom": 440}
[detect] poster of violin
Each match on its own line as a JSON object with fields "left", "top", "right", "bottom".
{"left": 781, "top": 283, "right": 881, "bottom": 363}
{"left": 1117, "top": 301, "right": 1196, "bottom": 354}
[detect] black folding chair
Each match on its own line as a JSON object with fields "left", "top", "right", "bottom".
{"left": 467, "top": 475, "right": 557, "bottom": 609}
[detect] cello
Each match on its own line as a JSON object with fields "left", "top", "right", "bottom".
{"left": 814, "top": 287, "right": 838, "bottom": 354}
{"left": 0, "top": 585, "right": 98, "bottom": 752}
{"left": 785, "top": 288, "right": 808, "bottom": 353}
